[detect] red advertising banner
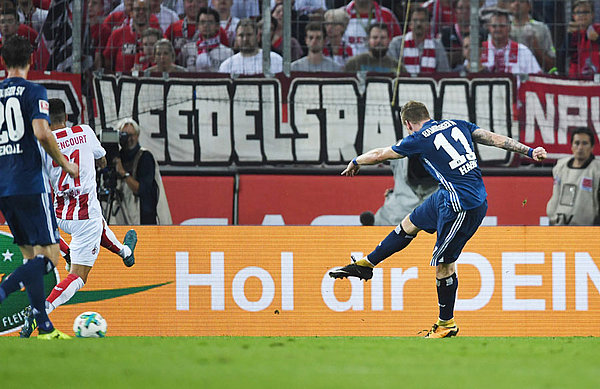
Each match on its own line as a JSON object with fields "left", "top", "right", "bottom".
{"left": 162, "top": 175, "right": 553, "bottom": 226}
{"left": 162, "top": 176, "right": 234, "bottom": 225}
{"left": 518, "top": 75, "right": 600, "bottom": 160}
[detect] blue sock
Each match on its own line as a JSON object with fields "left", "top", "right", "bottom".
{"left": 437, "top": 273, "right": 458, "bottom": 321}
{"left": 367, "top": 226, "right": 415, "bottom": 266}
{"left": 0, "top": 255, "right": 54, "bottom": 332}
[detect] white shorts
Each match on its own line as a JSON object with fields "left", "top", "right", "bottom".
{"left": 57, "top": 217, "right": 103, "bottom": 267}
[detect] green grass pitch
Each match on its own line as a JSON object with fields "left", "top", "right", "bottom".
{"left": 1, "top": 336, "right": 597, "bottom": 388}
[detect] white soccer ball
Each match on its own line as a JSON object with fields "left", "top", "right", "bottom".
{"left": 73, "top": 311, "right": 107, "bottom": 338}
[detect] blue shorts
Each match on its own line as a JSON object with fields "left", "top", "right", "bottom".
{"left": 409, "top": 190, "right": 487, "bottom": 266}
{"left": 0, "top": 193, "right": 60, "bottom": 246}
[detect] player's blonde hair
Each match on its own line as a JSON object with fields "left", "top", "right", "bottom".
{"left": 400, "top": 101, "right": 431, "bottom": 124}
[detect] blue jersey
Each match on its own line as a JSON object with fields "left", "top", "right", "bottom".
{"left": 392, "top": 119, "right": 487, "bottom": 211}
{"left": 0, "top": 77, "right": 51, "bottom": 197}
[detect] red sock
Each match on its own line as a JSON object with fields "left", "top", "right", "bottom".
{"left": 59, "top": 236, "right": 70, "bottom": 257}
{"left": 101, "top": 227, "right": 121, "bottom": 255}
{"left": 47, "top": 273, "right": 83, "bottom": 309}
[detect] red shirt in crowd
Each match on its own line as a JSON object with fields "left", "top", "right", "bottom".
{"left": 103, "top": 11, "right": 160, "bottom": 32}
{"left": 165, "top": 18, "right": 230, "bottom": 55}
{"left": 17, "top": 24, "right": 38, "bottom": 46}
{"left": 164, "top": 18, "right": 197, "bottom": 55}
{"left": 567, "top": 24, "right": 600, "bottom": 76}
{"left": 90, "top": 23, "right": 112, "bottom": 54}
{"left": 422, "top": 0, "right": 456, "bottom": 36}
{"left": 103, "top": 24, "right": 142, "bottom": 72}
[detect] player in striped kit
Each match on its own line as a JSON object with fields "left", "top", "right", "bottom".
{"left": 330, "top": 101, "right": 547, "bottom": 338}
{"left": 19, "top": 99, "right": 137, "bottom": 338}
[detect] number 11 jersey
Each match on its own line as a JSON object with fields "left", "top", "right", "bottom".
{"left": 392, "top": 119, "right": 488, "bottom": 211}
{"left": 45, "top": 124, "right": 106, "bottom": 220}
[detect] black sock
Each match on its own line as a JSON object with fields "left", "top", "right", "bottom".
{"left": 436, "top": 273, "right": 458, "bottom": 321}
{"left": 367, "top": 226, "right": 415, "bottom": 266}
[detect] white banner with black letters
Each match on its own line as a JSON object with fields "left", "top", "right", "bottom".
{"left": 93, "top": 73, "right": 516, "bottom": 167}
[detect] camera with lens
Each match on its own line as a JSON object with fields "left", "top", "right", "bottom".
{"left": 119, "top": 131, "right": 130, "bottom": 149}
{"left": 96, "top": 141, "right": 120, "bottom": 203}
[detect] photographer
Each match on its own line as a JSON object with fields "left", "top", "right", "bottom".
{"left": 112, "top": 118, "right": 172, "bottom": 225}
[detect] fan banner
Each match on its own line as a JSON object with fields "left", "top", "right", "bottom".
{"left": 2, "top": 226, "right": 598, "bottom": 337}
{"left": 93, "top": 73, "right": 517, "bottom": 167}
{"left": 518, "top": 75, "right": 600, "bottom": 160}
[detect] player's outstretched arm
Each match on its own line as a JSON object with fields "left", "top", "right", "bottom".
{"left": 471, "top": 128, "right": 547, "bottom": 161}
{"left": 33, "top": 118, "right": 79, "bottom": 178}
{"left": 341, "top": 146, "right": 404, "bottom": 176}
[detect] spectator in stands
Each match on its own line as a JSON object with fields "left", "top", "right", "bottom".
{"left": 271, "top": 0, "right": 326, "bottom": 15}
{"left": 271, "top": 3, "right": 303, "bottom": 61}
{"left": 180, "top": 6, "right": 232, "bottom": 71}
{"left": 481, "top": 9, "right": 541, "bottom": 74}
{"left": 164, "top": 0, "right": 202, "bottom": 56}
{"left": 344, "top": 23, "right": 399, "bottom": 73}
{"left": 0, "top": 2, "right": 37, "bottom": 49}
{"left": 441, "top": 0, "right": 486, "bottom": 71}
{"left": 547, "top": 127, "right": 600, "bottom": 226}
{"left": 17, "top": 0, "right": 47, "bottom": 33}
{"left": 563, "top": 0, "right": 600, "bottom": 76}
{"left": 133, "top": 27, "right": 162, "bottom": 70}
{"left": 343, "top": 0, "right": 401, "bottom": 55}
{"left": 219, "top": 18, "right": 282, "bottom": 75}
{"left": 145, "top": 39, "right": 187, "bottom": 73}
{"left": 103, "top": 0, "right": 153, "bottom": 72}
{"left": 209, "top": 0, "right": 258, "bottom": 19}
{"left": 106, "top": 0, "right": 161, "bottom": 32}
{"left": 163, "top": 0, "right": 187, "bottom": 17}
{"left": 509, "top": 0, "right": 556, "bottom": 73}
{"left": 323, "top": 8, "right": 352, "bottom": 67}
{"left": 388, "top": 7, "right": 450, "bottom": 75}
{"left": 89, "top": 0, "right": 112, "bottom": 68}
{"left": 148, "top": 0, "right": 179, "bottom": 33}
{"left": 480, "top": 0, "right": 511, "bottom": 28}
{"left": 455, "top": 34, "right": 483, "bottom": 73}
{"left": 421, "top": 0, "right": 455, "bottom": 38}
{"left": 271, "top": 0, "right": 315, "bottom": 53}
{"left": 104, "top": 0, "right": 135, "bottom": 31}
{"left": 291, "top": 21, "right": 342, "bottom": 72}
{"left": 213, "top": 0, "right": 239, "bottom": 44}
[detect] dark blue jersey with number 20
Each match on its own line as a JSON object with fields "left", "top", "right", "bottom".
{"left": 392, "top": 119, "right": 487, "bottom": 211}
{"left": 0, "top": 77, "right": 51, "bottom": 197}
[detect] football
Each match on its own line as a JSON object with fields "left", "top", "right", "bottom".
{"left": 73, "top": 311, "right": 107, "bottom": 338}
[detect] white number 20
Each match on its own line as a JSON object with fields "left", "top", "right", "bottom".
{"left": 0, "top": 97, "right": 25, "bottom": 144}
{"left": 433, "top": 127, "right": 476, "bottom": 170}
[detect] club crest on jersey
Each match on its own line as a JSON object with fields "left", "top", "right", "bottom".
{"left": 39, "top": 99, "right": 49, "bottom": 115}
{"left": 92, "top": 246, "right": 98, "bottom": 255}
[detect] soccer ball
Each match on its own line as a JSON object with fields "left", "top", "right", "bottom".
{"left": 73, "top": 311, "right": 107, "bottom": 338}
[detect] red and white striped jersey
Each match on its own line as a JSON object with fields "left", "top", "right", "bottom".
{"left": 45, "top": 124, "right": 106, "bottom": 220}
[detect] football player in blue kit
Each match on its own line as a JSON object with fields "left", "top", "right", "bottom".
{"left": 329, "top": 101, "right": 547, "bottom": 338}
{"left": 0, "top": 36, "right": 78, "bottom": 339}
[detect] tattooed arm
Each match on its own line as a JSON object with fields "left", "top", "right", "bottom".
{"left": 471, "top": 128, "right": 547, "bottom": 161}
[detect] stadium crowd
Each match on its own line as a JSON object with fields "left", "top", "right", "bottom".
{"left": 2, "top": 0, "right": 598, "bottom": 77}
